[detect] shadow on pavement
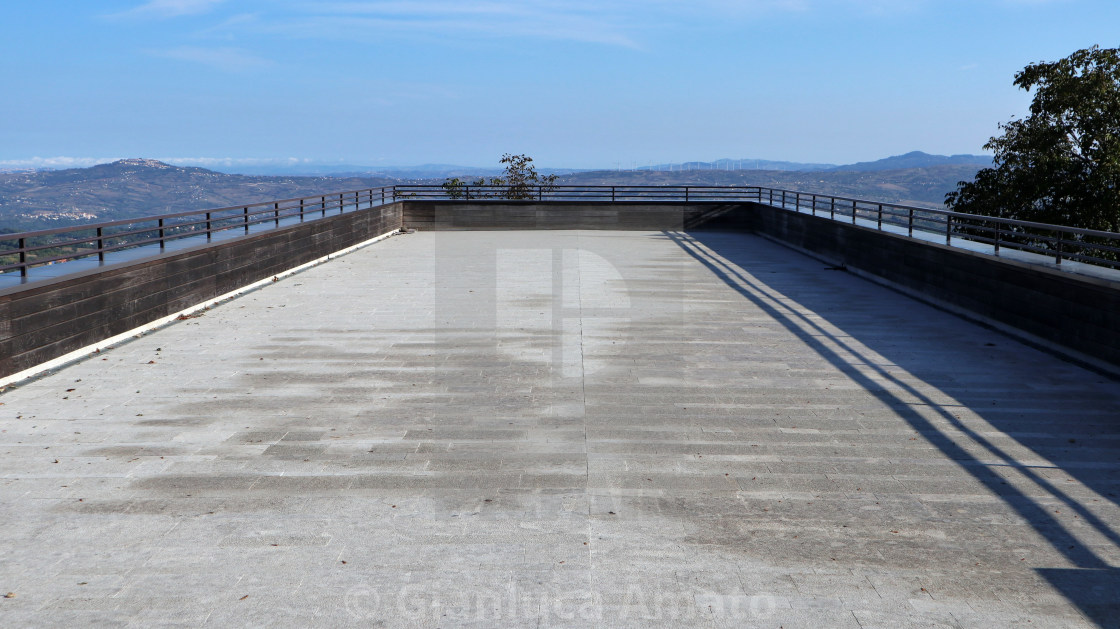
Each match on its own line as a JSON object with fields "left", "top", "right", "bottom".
{"left": 668, "top": 229, "right": 1120, "bottom": 627}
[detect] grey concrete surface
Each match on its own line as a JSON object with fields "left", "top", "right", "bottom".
{"left": 1, "top": 229, "right": 1119, "bottom": 628}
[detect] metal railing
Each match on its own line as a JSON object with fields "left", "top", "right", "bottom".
{"left": 3, "top": 184, "right": 1119, "bottom": 283}
{"left": 0, "top": 187, "right": 396, "bottom": 281}
{"left": 394, "top": 184, "right": 760, "bottom": 202}
{"left": 757, "top": 187, "right": 1120, "bottom": 270}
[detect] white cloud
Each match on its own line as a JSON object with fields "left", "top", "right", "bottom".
{"left": 0, "top": 157, "right": 122, "bottom": 170}
{"left": 150, "top": 46, "right": 270, "bottom": 71}
{"left": 182, "top": 0, "right": 940, "bottom": 51}
{"left": 118, "top": 0, "right": 228, "bottom": 19}
{"left": 264, "top": 0, "right": 914, "bottom": 48}
{"left": 273, "top": 2, "right": 644, "bottom": 48}
{"left": 293, "top": 0, "right": 806, "bottom": 48}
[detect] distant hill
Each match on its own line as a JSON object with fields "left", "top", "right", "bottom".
{"left": 638, "top": 152, "right": 991, "bottom": 175}
{"left": 639, "top": 158, "right": 837, "bottom": 172}
{"left": 0, "top": 159, "right": 397, "bottom": 232}
{"left": 827, "top": 151, "right": 991, "bottom": 172}
{"left": 557, "top": 164, "right": 984, "bottom": 208}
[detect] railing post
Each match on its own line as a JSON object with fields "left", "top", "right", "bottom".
{"left": 612, "top": 186, "right": 616, "bottom": 202}
{"left": 684, "top": 186, "right": 689, "bottom": 202}
{"left": 339, "top": 193, "right": 344, "bottom": 213}
{"left": 769, "top": 189, "right": 773, "bottom": 205}
{"left": 97, "top": 227, "right": 105, "bottom": 262}
{"left": 19, "top": 237, "right": 27, "bottom": 277}
{"left": 381, "top": 188, "right": 386, "bottom": 204}
{"left": 465, "top": 185, "right": 470, "bottom": 200}
{"left": 811, "top": 194, "right": 816, "bottom": 216}
{"left": 908, "top": 208, "right": 913, "bottom": 237}
{"left": 274, "top": 202, "right": 280, "bottom": 227}
{"left": 852, "top": 200, "right": 857, "bottom": 225}
{"left": 299, "top": 199, "right": 305, "bottom": 222}
{"left": 1055, "top": 231, "right": 1063, "bottom": 265}
{"left": 795, "top": 192, "right": 800, "bottom": 211}
{"left": 993, "top": 220, "right": 1000, "bottom": 252}
{"left": 830, "top": 197, "right": 835, "bottom": 220}
{"left": 321, "top": 196, "right": 326, "bottom": 217}
{"left": 538, "top": 185, "right": 542, "bottom": 201}
{"left": 159, "top": 218, "right": 165, "bottom": 250}
{"left": 244, "top": 207, "right": 250, "bottom": 233}
{"left": 206, "top": 212, "right": 212, "bottom": 240}
{"left": 877, "top": 204, "right": 882, "bottom": 230}
{"left": 945, "top": 215, "right": 951, "bottom": 245}
{"left": 782, "top": 190, "right": 786, "bottom": 208}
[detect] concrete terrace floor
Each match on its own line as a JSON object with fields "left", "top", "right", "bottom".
{"left": 1, "top": 229, "right": 1120, "bottom": 628}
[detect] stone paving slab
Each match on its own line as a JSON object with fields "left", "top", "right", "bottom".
{"left": 1, "top": 229, "right": 1120, "bottom": 627}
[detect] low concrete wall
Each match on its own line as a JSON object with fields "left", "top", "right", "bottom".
{"left": 402, "top": 201, "right": 751, "bottom": 231}
{"left": 5, "top": 198, "right": 1116, "bottom": 380}
{"left": 0, "top": 204, "right": 402, "bottom": 379}
{"left": 744, "top": 202, "right": 1120, "bottom": 370}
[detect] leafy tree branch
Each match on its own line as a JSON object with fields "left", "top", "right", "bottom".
{"left": 945, "top": 46, "right": 1120, "bottom": 260}
{"left": 442, "top": 154, "right": 558, "bottom": 200}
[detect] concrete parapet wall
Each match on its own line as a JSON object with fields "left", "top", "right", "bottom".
{"left": 4, "top": 198, "right": 1117, "bottom": 380}
{"left": 745, "top": 202, "right": 1120, "bottom": 370}
{"left": 401, "top": 201, "right": 752, "bottom": 231}
{"left": 0, "top": 204, "right": 402, "bottom": 380}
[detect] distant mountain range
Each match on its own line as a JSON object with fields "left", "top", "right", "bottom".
{"left": 1, "top": 151, "right": 991, "bottom": 178}
{"left": 194, "top": 151, "right": 992, "bottom": 177}
{"left": 141, "top": 162, "right": 589, "bottom": 179}
{"left": 827, "top": 151, "right": 992, "bottom": 172}
{"left": 639, "top": 151, "right": 991, "bottom": 174}
{"left": 0, "top": 159, "right": 395, "bottom": 233}
{"left": 558, "top": 163, "right": 983, "bottom": 209}
{"left": 226, "top": 151, "right": 990, "bottom": 177}
{"left": 0, "top": 153, "right": 992, "bottom": 232}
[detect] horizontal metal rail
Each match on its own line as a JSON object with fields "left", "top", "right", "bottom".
{"left": 755, "top": 186, "right": 1120, "bottom": 269}
{"left": 2, "top": 184, "right": 1118, "bottom": 283}
{"left": 0, "top": 188, "right": 389, "bottom": 280}
{"left": 396, "top": 184, "right": 762, "bottom": 202}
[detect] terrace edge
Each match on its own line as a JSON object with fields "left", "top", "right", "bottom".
{"left": 0, "top": 203, "right": 403, "bottom": 385}
{"left": 3, "top": 197, "right": 1119, "bottom": 385}
{"left": 745, "top": 202, "right": 1120, "bottom": 376}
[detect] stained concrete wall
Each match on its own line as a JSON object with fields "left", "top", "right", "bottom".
{"left": 401, "top": 201, "right": 750, "bottom": 231}
{"left": 0, "top": 204, "right": 402, "bottom": 379}
{"left": 743, "top": 202, "right": 1120, "bottom": 370}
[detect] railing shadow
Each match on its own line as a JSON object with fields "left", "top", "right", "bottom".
{"left": 665, "top": 228, "right": 1120, "bottom": 626}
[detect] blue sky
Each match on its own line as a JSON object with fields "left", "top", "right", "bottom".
{"left": 1, "top": 0, "right": 1117, "bottom": 170}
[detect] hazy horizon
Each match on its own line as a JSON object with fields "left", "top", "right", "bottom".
{"left": 2, "top": 1, "right": 1115, "bottom": 168}
{"left": 0, "top": 150, "right": 993, "bottom": 175}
